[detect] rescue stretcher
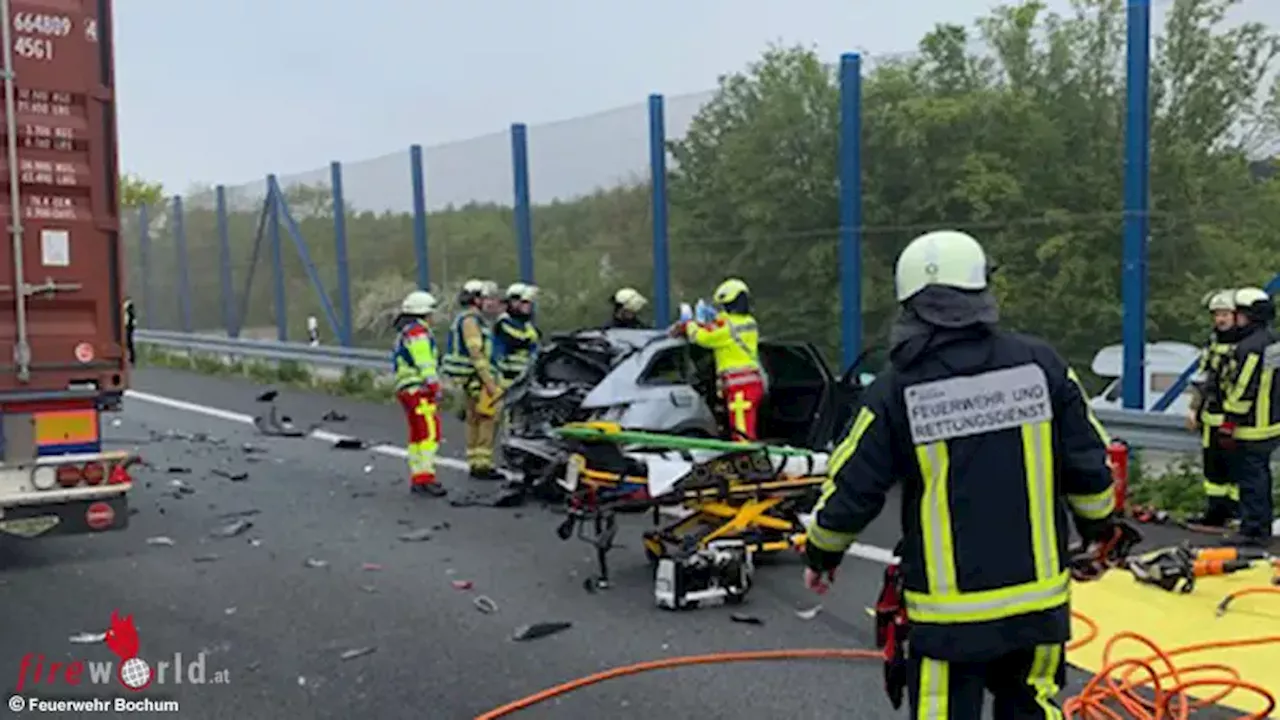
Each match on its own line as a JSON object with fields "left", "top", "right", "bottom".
{"left": 550, "top": 423, "right": 829, "bottom": 608}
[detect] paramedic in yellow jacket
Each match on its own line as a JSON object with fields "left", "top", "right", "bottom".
{"left": 393, "top": 290, "right": 446, "bottom": 497}
{"left": 677, "top": 278, "right": 765, "bottom": 440}
{"left": 442, "top": 279, "right": 503, "bottom": 480}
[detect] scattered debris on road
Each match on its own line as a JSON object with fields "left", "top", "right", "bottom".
{"left": 333, "top": 437, "right": 365, "bottom": 450}
{"left": 730, "top": 613, "right": 764, "bottom": 626}
{"left": 254, "top": 406, "right": 304, "bottom": 437}
{"left": 473, "top": 596, "right": 499, "bottom": 614}
{"left": 219, "top": 509, "right": 261, "bottom": 520}
{"left": 795, "top": 605, "right": 823, "bottom": 621}
{"left": 224, "top": 607, "right": 237, "bottom": 616}
{"left": 211, "top": 519, "right": 253, "bottom": 539}
{"left": 359, "top": 585, "right": 378, "bottom": 594}
{"left": 340, "top": 646, "right": 377, "bottom": 661}
{"left": 450, "top": 580, "right": 473, "bottom": 590}
{"left": 448, "top": 483, "right": 525, "bottom": 508}
{"left": 69, "top": 632, "right": 106, "bottom": 644}
{"left": 511, "top": 622, "right": 572, "bottom": 642}
{"left": 322, "top": 410, "right": 347, "bottom": 422}
{"left": 256, "top": 390, "right": 279, "bottom": 403}
{"left": 146, "top": 536, "right": 175, "bottom": 547}
{"left": 169, "top": 479, "right": 195, "bottom": 495}
{"left": 361, "top": 563, "right": 382, "bottom": 572}
{"left": 192, "top": 554, "right": 221, "bottom": 563}
{"left": 211, "top": 467, "right": 249, "bottom": 482}
{"left": 167, "top": 466, "right": 192, "bottom": 474}
{"left": 397, "top": 529, "right": 432, "bottom": 543}
{"left": 304, "top": 558, "right": 329, "bottom": 569}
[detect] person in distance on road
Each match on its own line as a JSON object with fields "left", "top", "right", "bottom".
{"left": 442, "top": 280, "right": 503, "bottom": 480}
{"left": 1217, "top": 286, "right": 1279, "bottom": 548}
{"left": 607, "top": 287, "right": 649, "bottom": 329}
{"left": 492, "top": 282, "right": 541, "bottom": 388}
{"left": 123, "top": 296, "right": 137, "bottom": 366}
{"left": 1185, "top": 288, "right": 1242, "bottom": 529}
{"left": 803, "top": 230, "right": 1120, "bottom": 718}
{"left": 392, "top": 290, "right": 446, "bottom": 497}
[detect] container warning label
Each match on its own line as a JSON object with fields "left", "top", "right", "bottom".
{"left": 904, "top": 363, "right": 1053, "bottom": 445}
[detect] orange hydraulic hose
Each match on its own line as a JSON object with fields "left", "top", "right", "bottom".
{"left": 474, "top": 607, "right": 1280, "bottom": 720}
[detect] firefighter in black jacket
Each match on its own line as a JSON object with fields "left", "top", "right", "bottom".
{"left": 804, "top": 230, "right": 1120, "bottom": 718}
{"left": 1218, "top": 286, "right": 1279, "bottom": 547}
{"left": 1186, "top": 289, "right": 1241, "bottom": 528}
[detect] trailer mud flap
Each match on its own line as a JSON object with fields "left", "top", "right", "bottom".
{"left": 0, "top": 494, "right": 129, "bottom": 538}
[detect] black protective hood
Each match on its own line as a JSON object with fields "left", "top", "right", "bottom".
{"left": 888, "top": 286, "right": 999, "bottom": 371}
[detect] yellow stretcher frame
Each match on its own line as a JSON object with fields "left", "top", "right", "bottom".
{"left": 567, "top": 452, "right": 823, "bottom": 564}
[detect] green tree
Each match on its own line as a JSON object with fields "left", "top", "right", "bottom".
{"left": 119, "top": 173, "right": 164, "bottom": 208}
{"left": 124, "top": 0, "right": 1280, "bottom": 377}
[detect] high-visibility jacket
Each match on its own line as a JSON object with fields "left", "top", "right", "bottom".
{"left": 685, "top": 312, "right": 760, "bottom": 376}
{"left": 1221, "top": 324, "right": 1280, "bottom": 441}
{"left": 807, "top": 326, "right": 1115, "bottom": 662}
{"left": 492, "top": 314, "right": 540, "bottom": 382}
{"left": 441, "top": 309, "right": 494, "bottom": 385}
{"left": 1192, "top": 333, "right": 1235, "bottom": 429}
{"left": 392, "top": 320, "right": 438, "bottom": 392}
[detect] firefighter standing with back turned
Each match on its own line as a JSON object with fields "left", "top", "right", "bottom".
{"left": 392, "top": 290, "right": 446, "bottom": 497}
{"left": 442, "top": 279, "right": 503, "bottom": 480}
{"left": 803, "top": 230, "right": 1123, "bottom": 718}
{"left": 1218, "top": 286, "right": 1279, "bottom": 548}
{"left": 493, "top": 283, "right": 541, "bottom": 387}
{"left": 122, "top": 296, "right": 137, "bottom": 366}
{"left": 676, "top": 279, "right": 766, "bottom": 441}
{"left": 1185, "top": 289, "right": 1241, "bottom": 528}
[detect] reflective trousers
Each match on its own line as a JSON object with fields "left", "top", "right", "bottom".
{"left": 909, "top": 643, "right": 1065, "bottom": 720}
{"left": 464, "top": 381, "right": 498, "bottom": 472}
{"left": 720, "top": 376, "right": 765, "bottom": 441}
{"left": 1200, "top": 427, "right": 1239, "bottom": 525}
{"left": 396, "top": 389, "right": 439, "bottom": 486}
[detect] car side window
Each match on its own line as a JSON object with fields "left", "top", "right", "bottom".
{"left": 641, "top": 347, "right": 696, "bottom": 385}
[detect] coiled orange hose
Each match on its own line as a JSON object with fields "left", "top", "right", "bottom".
{"left": 475, "top": 604, "right": 1279, "bottom": 720}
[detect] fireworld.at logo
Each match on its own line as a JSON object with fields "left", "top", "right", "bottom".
{"left": 14, "top": 610, "right": 230, "bottom": 693}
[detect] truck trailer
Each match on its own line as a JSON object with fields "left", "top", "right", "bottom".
{"left": 0, "top": 0, "right": 135, "bottom": 540}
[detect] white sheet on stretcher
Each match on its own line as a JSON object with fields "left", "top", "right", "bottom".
{"left": 626, "top": 449, "right": 831, "bottom": 499}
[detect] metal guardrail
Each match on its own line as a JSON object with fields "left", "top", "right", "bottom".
{"left": 135, "top": 329, "right": 388, "bottom": 371}
{"left": 137, "top": 330, "right": 1201, "bottom": 454}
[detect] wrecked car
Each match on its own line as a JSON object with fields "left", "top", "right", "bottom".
{"left": 497, "top": 327, "right": 866, "bottom": 482}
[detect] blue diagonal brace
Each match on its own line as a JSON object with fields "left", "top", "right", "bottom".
{"left": 268, "top": 176, "right": 344, "bottom": 340}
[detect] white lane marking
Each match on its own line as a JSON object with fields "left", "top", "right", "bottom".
{"left": 123, "top": 389, "right": 895, "bottom": 564}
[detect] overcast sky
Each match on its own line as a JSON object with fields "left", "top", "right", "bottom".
{"left": 114, "top": 0, "right": 1266, "bottom": 209}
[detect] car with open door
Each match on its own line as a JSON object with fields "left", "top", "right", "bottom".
{"left": 497, "top": 328, "right": 870, "bottom": 480}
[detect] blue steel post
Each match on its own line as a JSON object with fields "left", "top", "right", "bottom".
{"left": 330, "top": 162, "right": 354, "bottom": 346}
{"left": 215, "top": 186, "right": 234, "bottom": 336}
{"left": 172, "top": 196, "right": 193, "bottom": 333}
{"left": 648, "top": 94, "right": 671, "bottom": 325}
{"left": 409, "top": 145, "right": 431, "bottom": 290}
{"left": 837, "top": 53, "right": 864, "bottom": 371}
{"left": 267, "top": 175, "right": 287, "bottom": 341}
{"left": 510, "top": 123, "right": 534, "bottom": 283}
{"left": 1121, "top": 0, "right": 1151, "bottom": 410}
{"left": 137, "top": 204, "right": 152, "bottom": 327}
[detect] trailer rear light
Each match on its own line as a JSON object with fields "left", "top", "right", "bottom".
{"left": 82, "top": 462, "right": 105, "bottom": 486}
{"left": 56, "top": 464, "right": 82, "bottom": 488}
{"left": 108, "top": 463, "right": 132, "bottom": 485}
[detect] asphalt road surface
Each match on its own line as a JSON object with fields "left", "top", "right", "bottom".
{"left": 0, "top": 368, "right": 1233, "bottom": 719}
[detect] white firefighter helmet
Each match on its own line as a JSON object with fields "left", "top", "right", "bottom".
{"left": 478, "top": 280, "right": 500, "bottom": 298}
{"left": 506, "top": 282, "right": 538, "bottom": 302}
{"left": 462, "top": 279, "right": 487, "bottom": 295}
{"left": 400, "top": 290, "right": 437, "bottom": 316}
{"left": 713, "top": 278, "right": 750, "bottom": 305}
{"left": 895, "top": 230, "right": 989, "bottom": 302}
{"left": 1203, "top": 289, "right": 1236, "bottom": 311}
{"left": 1234, "top": 287, "right": 1271, "bottom": 310}
{"left": 613, "top": 287, "right": 647, "bottom": 312}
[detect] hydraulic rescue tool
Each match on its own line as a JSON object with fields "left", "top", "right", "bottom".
{"left": 1067, "top": 519, "right": 1144, "bottom": 582}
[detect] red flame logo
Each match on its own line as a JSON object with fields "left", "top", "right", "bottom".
{"left": 104, "top": 610, "right": 139, "bottom": 660}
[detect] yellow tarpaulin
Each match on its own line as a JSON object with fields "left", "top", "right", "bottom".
{"left": 1068, "top": 565, "right": 1280, "bottom": 716}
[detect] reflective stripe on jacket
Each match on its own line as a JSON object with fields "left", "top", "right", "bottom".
{"left": 685, "top": 312, "right": 760, "bottom": 375}
{"left": 442, "top": 309, "right": 490, "bottom": 380}
{"left": 1221, "top": 325, "right": 1280, "bottom": 441}
{"left": 392, "top": 321, "right": 438, "bottom": 392}
{"left": 492, "top": 315, "right": 540, "bottom": 381}
{"left": 1194, "top": 339, "right": 1234, "bottom": 427}
{"left": 806, "top": 327, "right": 1115, "bottom": 662}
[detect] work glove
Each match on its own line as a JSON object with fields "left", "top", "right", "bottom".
{"left": 803, "top": 541, "right": 843, "bottom": 594}
{"left": 1069, "top": 516, "right": 1142, "bottom": 583}
{"left": 669, "top": 320, "right": 691, "bottom": 339}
